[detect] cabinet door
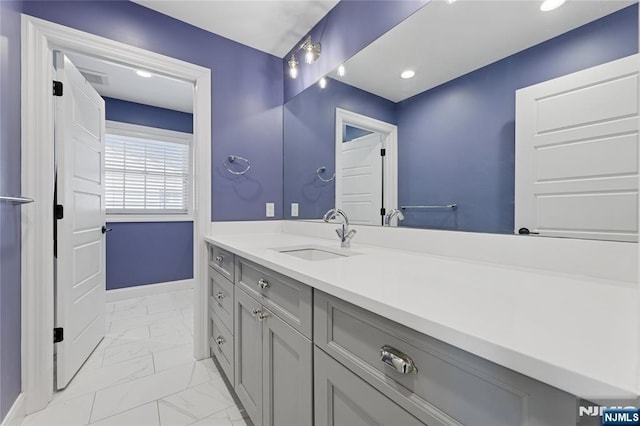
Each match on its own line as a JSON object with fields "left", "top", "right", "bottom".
{"left": 315, "top": 348, "right": 425, "bottom": 426}
{"left": 234, "top": 287, "right": 263, "bottom": 426}
{"left": 262, "top": 309, "right": 312, "bottom": 426}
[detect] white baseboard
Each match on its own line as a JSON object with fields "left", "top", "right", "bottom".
{"left": 1, "top": 394, "right": 25, "bottom": 426}
{"left": 106, "top": 279, "right": 194, "bottom": 302}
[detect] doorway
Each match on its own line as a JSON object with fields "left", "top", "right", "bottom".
{"left": 335, "top": 108, "right": 398, "bottom": 226}
{"left": 22, "top": 15, "right": 211, "bottom": 414}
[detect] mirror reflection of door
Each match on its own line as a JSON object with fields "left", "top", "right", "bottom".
{"left": 340, "top": 126, "right": 384, "bottom": 225}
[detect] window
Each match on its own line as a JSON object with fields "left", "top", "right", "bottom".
{"left": 105, "top": 121, "right": 192, "bottom": 216}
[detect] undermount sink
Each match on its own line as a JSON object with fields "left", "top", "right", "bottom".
{"left": 274, "top": 245, "right": 359, "bottom": 261}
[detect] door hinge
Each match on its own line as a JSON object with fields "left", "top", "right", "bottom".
{"left": 380, "top": 208, "right": 386, "bottom": 216}
{"left": 55, "top": 204, "right": 64, "bottom": 220}
{"left": 380, "top": 148, "right": 386, "bottom": 157}
{"left": 53, "top": 80, "right": 63, "bottom": 97}
{"left": 54, "top": 327, "right": 64, "bottom": 343}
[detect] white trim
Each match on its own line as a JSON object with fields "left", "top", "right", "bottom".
{"left": 106, "top": 215, "right": 194, "bottom": 223}
{"left": 335, "top": 108, "right": 398, "bottom": 224}
{"left": 105, "top": 279, "right": 195, "bottom": 302}
{"left": 21, "top": 14, "right": 211, "bottom": 415}
{"left": 0, "top": 394, "right": 25, "bottom": 426}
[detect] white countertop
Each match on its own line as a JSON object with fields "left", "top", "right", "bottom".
{"left": 205, "top": 231, "right": 639, "bottom": 400}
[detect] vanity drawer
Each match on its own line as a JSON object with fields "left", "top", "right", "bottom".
{"left": 314, "top": 292, "right": 576, "bottom": 426}
{"left": 236, "top": 258, "right": 312, "bottom": 339}
{"left": 208, "top": 244, "right": 235, "bottom": 282}
{"left": 209, "top": 307, "right": 234, "bottom": 383}
{"left": 208, "top": 267, "right": 234, "bottom": 332}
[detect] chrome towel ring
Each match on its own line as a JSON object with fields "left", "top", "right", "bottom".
{"left": 316, "top": 166, "right": 335, "bottom": 182}
{"left": 224, "top": 155, "right": 251, "bottom": 175}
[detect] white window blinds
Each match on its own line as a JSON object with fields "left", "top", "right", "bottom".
{"left": 105, "top": 132, "right": 191, "bottom": 214}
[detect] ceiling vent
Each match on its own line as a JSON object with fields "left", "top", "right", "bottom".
{"left": 78, "top": 68, "right": 109, "bottom": 86}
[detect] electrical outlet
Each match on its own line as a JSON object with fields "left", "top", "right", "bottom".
{"left": 291, "top": 203, "right": 299, "bottom": 217}
{"left": 266, "top": 202, "right": 275, "bottom": 217}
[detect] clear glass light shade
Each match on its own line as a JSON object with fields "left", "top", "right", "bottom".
{"left": 305, "top": 49, "right": 315, "bottom": 64}
{"left": 337, "top": 64, "right": 346, "bottom": 77}
{"left": 288, "top": 56, "right": 299, "bottom": 79}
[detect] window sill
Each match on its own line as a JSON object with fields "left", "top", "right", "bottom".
{"left": 106, "top": 214, "right": 194, "bottom": 223}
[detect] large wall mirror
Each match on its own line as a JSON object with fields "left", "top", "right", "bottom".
{"left": 283, "top": 0, "right": 639, "bottom": 242}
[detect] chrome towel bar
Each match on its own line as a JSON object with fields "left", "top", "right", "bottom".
{"left": 0, "top": 196, "right": 34, "bottom": 205}
{"left": 401, "top": 204, "right": 457, "bottom": 210}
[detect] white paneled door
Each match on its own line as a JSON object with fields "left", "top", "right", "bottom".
{"left": 54, "top": 52, "right": 107, "bottom": 389}
{"left": 515, "top": 54, "right": 639, "bottom": 242}
{"left": 339, "top": 133, "right": 384, "bottom": 225}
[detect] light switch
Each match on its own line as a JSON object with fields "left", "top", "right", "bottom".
{"left": 291, "top": 203, "right": 299, "bottom": 217}
{"left": 266, "top": 202, "right": 275, "bottom": 217}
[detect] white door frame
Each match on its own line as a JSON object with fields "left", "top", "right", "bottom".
{"left": 20, "top": 15, "right": 211, "bottom": 414}
{"left": 335, "top": 108, "right": 398, "bottom": 223}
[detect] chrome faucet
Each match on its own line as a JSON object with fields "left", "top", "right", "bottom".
{"left": 384, "top": 209, "right": 405, "bottom": 226}
{"left": 323, "top": 208, "right": 356, "bottom": 248}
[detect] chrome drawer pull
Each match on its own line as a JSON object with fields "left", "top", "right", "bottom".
{"left": 380, "top": 345, "right": 418, "bottom": 375}
{"left": 252, "top": 308, "right": 268, "bottom": 320}
{"left": 215, "top": 255, "right": 224, "bottom": 263}
{"left": 215, "top": 336, "right": 225, "bottom": 345}
{"left": 258, "top": 278, "right": 270, "bottom": 289}
{"left": 215, "top": 292, "right": 225, "bottom": 301}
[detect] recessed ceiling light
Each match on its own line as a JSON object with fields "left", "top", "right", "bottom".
{"left": 446, "top": 0, "right": 457, "bottom": 4}
{"left": 540, "top": 0, "right": 566, "bottom": 12}
{"left": 135, "top": 69, "right": 153, "bottom": 78}
{"left": 401, "top": 70, "right": 415, "bottom": 79}
{"left": 337, "top": 64, "right": 346, "bottom": 77}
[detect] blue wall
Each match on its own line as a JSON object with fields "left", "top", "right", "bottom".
{"left": 397, "top": 4, "right": 638, "bottom": 233}
{"left": 0, "top": 1, "right": 23, "bottom": 421}
{"left": 23, "top": 0, "right": 283, "bottom": 221}
{"left": 104, "top": 98, "right": 194, "bottom": 290}
{"left": 284, "top": 78, "right": 396, "bottom": 219}
{"left": 283, "top": 0, "right": 429, "bottom": 102}
{"left": 106, "top": 222, "right": 193, "bottom": 290}
{"left": 104, "top": 97, "right": 193, "bottom": 133}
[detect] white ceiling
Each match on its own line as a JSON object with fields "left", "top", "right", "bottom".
{"left": 331, "top": 0, "right": 637, "bottom": 103}
{"left": 131, "top": 0, "right": 340, "bottom": 58}
{"left": 66, "top": 52, "right": 194, "bottom": 113}
{"left": 65, "top": 1, "right": 340, "bottom": 113}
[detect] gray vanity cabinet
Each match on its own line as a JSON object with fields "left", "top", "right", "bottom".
{"left": 206, "top": 242, "right": 580, "bottom": 426}
{"left": 234, "top": 285, "right": 313, "bottom": 426}
{"left": 262, "top": 304, "right": 313, "bottom": 426}
{"left": 234, "top": 287, "right": 263, "bottom": 424}
{"left": 314, "top": 291, "right": 578, "bottom": 426}
{"left": 207, "top": 244, "right": 236, "bottom": 385}
{"left": 315, "top": 347, "right": 425, "bottom": 426}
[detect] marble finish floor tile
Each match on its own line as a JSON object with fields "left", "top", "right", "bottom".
{"left": 153, "top": 344, "right": 196, "bottom": 372}
{"left": 89, "top": 402, "right": 159, "bottom": 426}
{"left": 90, "top": 358, "right": 194, "bottom": 422}
{"left": 160, "top": 379, "right": 235, "bottom": 421}
{"left": 51, "top": 354, "right": 155, "bottom": 404}
{"left": 22, "top": 394, "right": 94, "bottom": 426}
{"left": 22, "top": 290, "right": 249, "bottom": 426}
